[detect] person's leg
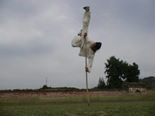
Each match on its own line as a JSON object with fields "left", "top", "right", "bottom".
{"left": 72, "top": 35, "right": 82, "bottom": 47}
{"left": 82, "top": 7, "right": 91, "bottom": 38}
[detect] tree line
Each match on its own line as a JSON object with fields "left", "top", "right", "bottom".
{"left": 97, "top": 56, "right": 140, "bottom": 89}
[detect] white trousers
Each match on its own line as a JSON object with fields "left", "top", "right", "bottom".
{"left": 72, "top": 10, "right": 91, "bottom": 48}
{"left": 82, "top": 11, "right": 91, "bottom": 38}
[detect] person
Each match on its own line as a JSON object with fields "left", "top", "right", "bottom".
{"left": 72, "top": 6, "right": 102, "bottom": 73}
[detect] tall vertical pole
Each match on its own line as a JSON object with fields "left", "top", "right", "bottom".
{"left": 84, "top": 36, "right": 90, "bottom": 106}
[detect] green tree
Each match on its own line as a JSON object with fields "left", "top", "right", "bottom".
{"left": 97, "top": 77, "right": 106, "bottom": 89}
{"left": 125, "top": 63, "right": 140, "bottom": 82}
{"left": 105, "top": 56, "right": 140, "bottom": 88}
{"left": 105, "top": 56, "right": 124, "bottom": 88}
{"left": 41, "top": 85, "right": 48, "bottom": 89}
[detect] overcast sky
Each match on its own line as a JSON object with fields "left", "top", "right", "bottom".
{"left": 0, "top": 0, "right": 155, "bottom": 90}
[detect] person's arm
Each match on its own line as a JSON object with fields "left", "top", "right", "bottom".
{"left": 84, "top": 33, "right": 87, "bottom": 38}
{"left": 86, "top": 54, "right": 95, "bottom": 73}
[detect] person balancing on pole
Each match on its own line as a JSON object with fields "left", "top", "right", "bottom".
{"left": 72, "top": 6, "right": 102, "bottom": 105}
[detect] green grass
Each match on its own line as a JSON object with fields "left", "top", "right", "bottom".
{"left": 0, "top": 93, "right": 154, "bottom": 104}
{"left": 0, "top": 93, "right": 155, "bottom": 116}
{"left": 0, "top": 102, "right": 155, "bottom": 116}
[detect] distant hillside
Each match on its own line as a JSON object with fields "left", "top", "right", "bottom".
{"left": 140, "top": 76, "right": 155, "bottom": 89}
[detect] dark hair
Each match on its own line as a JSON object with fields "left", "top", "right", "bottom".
{"left": 96, "top": 42, "right": 102, "bottom": 51}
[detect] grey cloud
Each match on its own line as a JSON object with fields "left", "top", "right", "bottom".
{"left": 0, "top": 39, "right": 54, "bottom": 58}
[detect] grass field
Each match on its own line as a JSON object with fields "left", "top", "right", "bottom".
{"left": 0, "top": 93, "right": 155, "bottom": 116}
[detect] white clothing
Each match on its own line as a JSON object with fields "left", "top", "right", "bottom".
{"left": 72, "top": 35, "right": 95, "bottom": 72}
{"left": 72, "top": 10, "right": 95, "bottom": 72}
{"left": 82, "top": 10, "right": 91, "bottom": 38}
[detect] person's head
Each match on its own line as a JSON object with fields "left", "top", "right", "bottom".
{"left": 91, "top": 42, "right": 102, "bottom": 52}
{"left": 95, "top": 42, "right": 102, "bottom": 51}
